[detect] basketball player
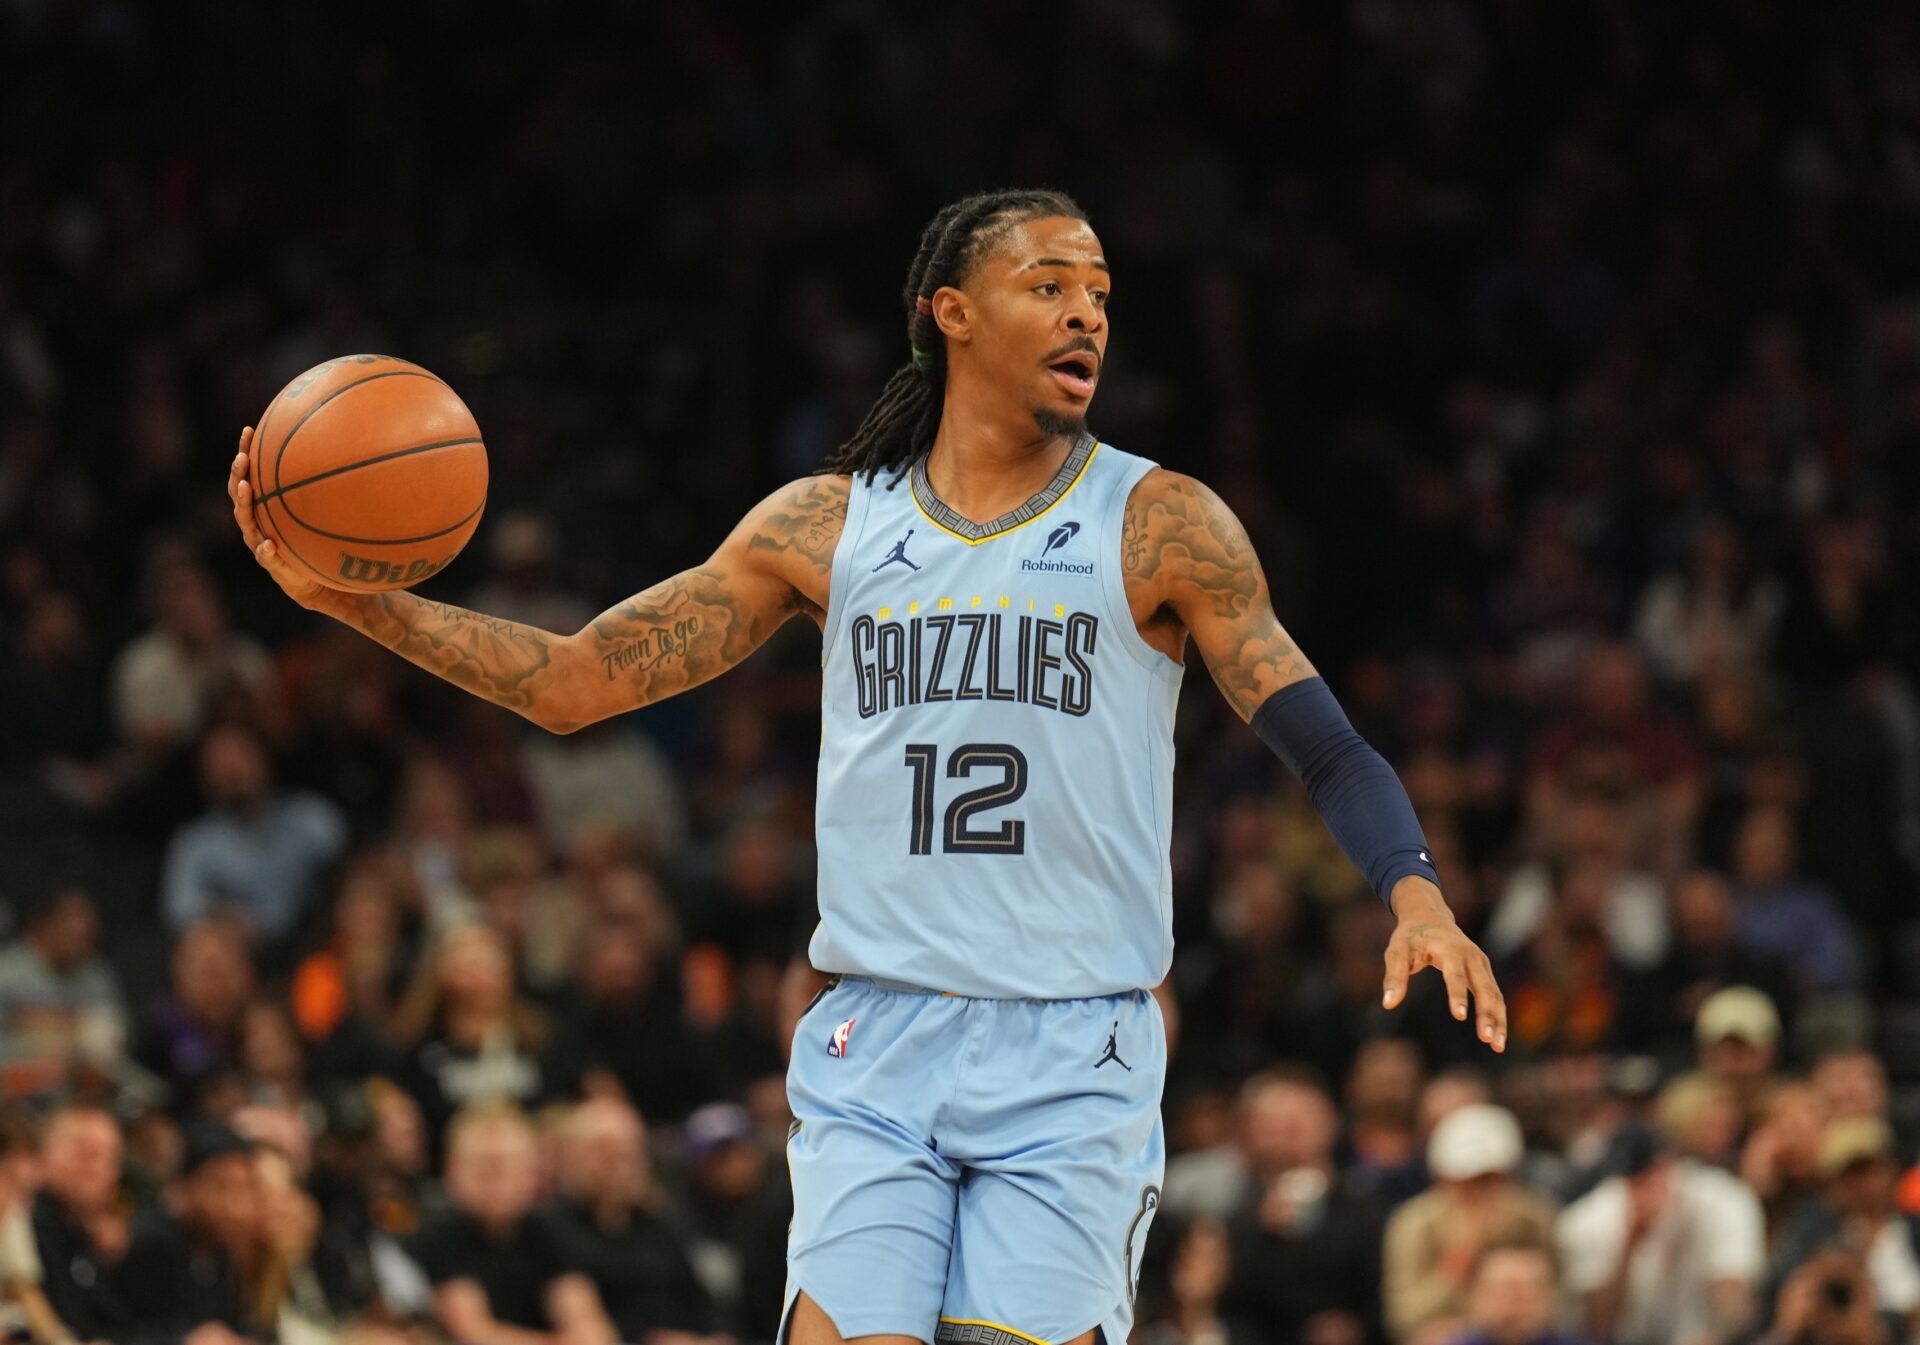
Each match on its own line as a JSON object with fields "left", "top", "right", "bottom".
{"left": 227, "top": 188, "right": 1506, "bottom": 1345}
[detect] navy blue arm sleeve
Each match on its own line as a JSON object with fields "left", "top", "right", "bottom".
{"left": 1250, "top": 676, "right": 1440, "bottom": 907}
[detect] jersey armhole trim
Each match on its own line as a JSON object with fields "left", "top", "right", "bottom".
{"left": 818, "top": 474, "right": 871, "bottom": 663}
{"left": 1100, "top": 459, "right": 1188, "bottom": 678}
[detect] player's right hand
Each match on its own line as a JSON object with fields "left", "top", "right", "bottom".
{"left": 229, "top": 426, "right": 333, "bottom": 612}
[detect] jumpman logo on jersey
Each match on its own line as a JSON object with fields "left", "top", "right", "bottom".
{"left": 873, "top": 528, "right": 921, "bottom": 573}
{"left": 1094, "top": 1020, "right": 1131, "bottom": 1071}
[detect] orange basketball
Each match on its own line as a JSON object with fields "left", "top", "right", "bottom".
{"left": 249, "top": 354, "right": 487, "bottom": 592}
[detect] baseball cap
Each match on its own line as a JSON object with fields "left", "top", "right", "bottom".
{"left": 1602, "top": 1122, "right": 1672, "bottom": 1179}
{"left": 180, "top": 1119, "right": 255, "bottom": 1175}
{"left": 1429, "top": 1104, "right": 1525, "bottom": 1181}
{"left": 1818, "top": 1117, "right": 1897, "bottom": 1179}
{"left": 1695, "top": 986, "right": 1780, "bottom": 1048}
{"left": 684, "top": 1102, "right": 755, "bottom": 1160}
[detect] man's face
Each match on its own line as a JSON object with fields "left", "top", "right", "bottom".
{"left": 42, "top": 1112, "right": 121, "bottom": 1214}
{"left": 1241, "top": 1082, "right": 1335, "bottom": 1173}
{"left": 950, "top": 215, "right": 1109, "bottom": 439}
{"left": 37, "top": 892, "right": 98, "bottom": 967}
{"left": 560, "top": 1103, "right": 647, "bottom": 1204}
{"left": 447, "top": 1122, "right": 540, "bottom": 1226}
{"left": 1830, "top": 1156, "right": 1897, "bottom": 1219}
{"left": 186, "top": 1152, "right": 261, "bottom": 1250}
{"left": 198, "top": 726, "right": 270, "bottom": 807}
{"left": 1702, "top": 1034, "right": 1774, "bottom": 1085}
{"left": 1469, "top": 1248, "right": 1558, "bottom": 1343}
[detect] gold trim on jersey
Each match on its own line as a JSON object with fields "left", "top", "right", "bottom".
{"left": 909, "top": 438, "right": 1100, "bottom": 546}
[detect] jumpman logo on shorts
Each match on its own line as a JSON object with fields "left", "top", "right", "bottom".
{"left": 873, "top": 528, "right": 921, "bottom": 573}
{"left": 1095, "top": 1020, "right": 1131, "bottom": 1071}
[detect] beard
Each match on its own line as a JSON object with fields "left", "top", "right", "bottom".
{"left": 1031, "top": 405, "right": 1087, "bottom": 439}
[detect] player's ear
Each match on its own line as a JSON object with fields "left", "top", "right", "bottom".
{"left": 930, "top": 286, "right": 971, "bottom": 348}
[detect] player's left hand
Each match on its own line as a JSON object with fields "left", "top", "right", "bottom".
{"left": 1382, "top": 876, "right": 1506, "bottom": 1052}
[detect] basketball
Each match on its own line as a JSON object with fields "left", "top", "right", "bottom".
{"left": 248, "top": 354, "right": 488, "bottom": 592}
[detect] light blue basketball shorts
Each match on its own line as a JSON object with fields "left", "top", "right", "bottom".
{"left": 781, "top": 974, "right": 1166, "bottom": 1345}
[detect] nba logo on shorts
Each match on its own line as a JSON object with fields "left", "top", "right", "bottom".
{"left": 826, "top": 1017, "right": 857, "bottom": 1058}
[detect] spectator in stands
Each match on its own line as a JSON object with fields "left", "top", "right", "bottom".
{"left": 1486, "top": 792, "right": 1669, "bottom": 973}
{"left": 1759, "top": 1250, "right": 1891, "bottom": 1345}
{"left": 0, "top": 1113, "right": 57, "bottom": 1345}
{"left": 1451, "top": 1239, "right": 1588, "bottom": 1345}
{"left": 160, "top": 722, "right": 348, "bottom": 951}
{"left": 1655, "top": 1072, "right": 1744, "bottom": 1168}
{"left": 390, "top": 922, "right": 582, "bottom": 1147}
{"left": 252, "top": 1142, "right": 370, "bottom": 1339}
{"left": 676, "top": 1101, "right": 789, "bottom": 1336}
{"left": 234, "top": 998, "right": 307, "bottom": 1112}
{"left": 1384, "top": 1104, "right": 1558, "bottom": 1345}
{"left": 1693, "top": 985, "right": 1785, "bottom": 1124}
{"left": 1219, "top": 1072, "right": 1387, "bottom": 1345}
{"left": 1525, "top": 644, "right": 1703, "bottom": 855}
{"left": 548, "top": 1097, "right": 715, "bottom": 1342}
{"left": 134, "top": 917, "right": 255, "bottom": 1104}
{"left": 1634, "top": 515, "right": 1783, "bottom": 690}
{"left": 1494, "top": 859, "right": 1633, "bottom": 1056}
{"left": 290, "top": 857, "right": 413, "bottom": 1081}
{"left": 404, "top": 1103, "right": 616, "bottom": 1345}
{"left": 1729, "top": 804, "right": 1861, "bottom": 997}
{"left": 0, "top": 589, "right": 112, "bottom": 787}
{"left": 1183, "top": 858, "right": 1311, "bottom": 1081}
{"left": 570, "top": 917, "right": 706, "bottom": 1125}
{"left": 1343, "top": 1037, "right": 1427, "bottom": 1202}
{"left": 110, "top": 560, "right": 273, "bottom": 757}
{"left": 115, "top": 1121, "right": 266, "bottom": 1344}
{"left": 1741, "top": 1081, "right": 1831, "bottom": 1250}
{"left": 1556, "top": 1124, "right": 1765, "bottom": 1345}
{"left": 1813, "top": 1049, "right": 1891, "bottom": 1123}
{"left": 1139, "top": 1218, "right": 1254, "bottom": 1345}
{"left": 1643, "top": 871, "right": 1797, "bottom": 1057}
{"left": 31, "top": 1107, "right": 136, "bottom": 1343}
{"left": 1166, "top": 1067, "right": 1337, "bottom": 1222}
{"left": 0, "top": 884, "right": 126, "bottom": 1096}
{"left": 1771, "top": 1118, "right": 1920, "bottom": 1332}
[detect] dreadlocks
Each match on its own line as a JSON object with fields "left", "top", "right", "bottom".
{"left": 825, "top": 187, "right": 1089, "bottom": 486}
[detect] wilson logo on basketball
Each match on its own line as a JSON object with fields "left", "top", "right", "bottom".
{"left": 337, "top": 552, "right": 454, "bottom": 586}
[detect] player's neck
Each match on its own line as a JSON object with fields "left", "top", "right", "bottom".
{"left": 924, "top": 404, "right": 1075, "bottom": 525}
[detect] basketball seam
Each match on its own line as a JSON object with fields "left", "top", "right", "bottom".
{"left": 271, "top": 368, "right": 447, "bottom": 500}
{"left": 261, "top": 491, "right": 480, "bottom": 591}
{"left": 275, "top": 492, "right": 487, "bottom": 547}
{"left": 256, "top": 435, "right": 484, "bottom": 505}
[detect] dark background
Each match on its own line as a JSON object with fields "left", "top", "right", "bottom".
{"left": 1, "top": 2, "right": 1918, "bottom": 1342}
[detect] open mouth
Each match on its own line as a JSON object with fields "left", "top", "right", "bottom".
{"left": 1048, "top": 356, "right": 1097, "bottom": 398}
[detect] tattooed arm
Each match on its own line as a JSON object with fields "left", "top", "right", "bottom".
{"left": 228, "top": 426, "right": 849, "bottom": 734}
{"left": 1119, "top": 467, "right": 1314, "bottom": 718}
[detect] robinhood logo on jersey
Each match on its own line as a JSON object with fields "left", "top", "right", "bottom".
{"left": 1021, "top": 520, "right": 1094, "bottom": 574}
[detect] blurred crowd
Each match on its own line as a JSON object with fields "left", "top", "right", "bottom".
{"left": 2, "top": 1, "right": 1920, "bottom": 1343}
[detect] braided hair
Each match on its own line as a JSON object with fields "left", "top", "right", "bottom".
{"left": 825, "top": 187, "right": 1088, "bottom": 486}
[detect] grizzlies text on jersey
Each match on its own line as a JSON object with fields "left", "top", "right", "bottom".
{"left": 812, "top": 434, "right": 1184, "bottom": 998}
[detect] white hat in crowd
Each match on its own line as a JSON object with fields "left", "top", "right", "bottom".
{"left": 1694, "top": 985, "right": 1781, "bottom": 1048}
{"left": 1429, "top": 1103, "right": 1525, "bottom": 1181}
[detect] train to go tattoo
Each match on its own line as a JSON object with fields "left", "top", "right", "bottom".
{"left": 601, "top": 617, "right": 701, "bottom": 679}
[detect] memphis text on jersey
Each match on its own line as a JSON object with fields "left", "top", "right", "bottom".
{"left": 849, "top": 596, "right": 1098, "bottom": 719}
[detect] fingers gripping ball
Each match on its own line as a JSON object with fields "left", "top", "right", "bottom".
{"left": 249, "top": 354, "right": 488, "bottom": 592}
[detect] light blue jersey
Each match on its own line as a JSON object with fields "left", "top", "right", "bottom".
{"left": 811, "top": 433, "right": 1183, "bottom": 999}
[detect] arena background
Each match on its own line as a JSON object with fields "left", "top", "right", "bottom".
{"left": 1, "top": 2, "right": 1918, "bottom": 1343}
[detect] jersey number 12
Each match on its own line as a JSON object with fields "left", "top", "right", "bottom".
{"left": 902, "top": 743, "right": 1028, "bottom": 855}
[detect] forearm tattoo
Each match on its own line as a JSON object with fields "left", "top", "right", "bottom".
{"left": 340, "top": 475, "right": 850, "bottom": 732}
{"left": 350, "top": 594, "right": 558, "bottom": 712}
